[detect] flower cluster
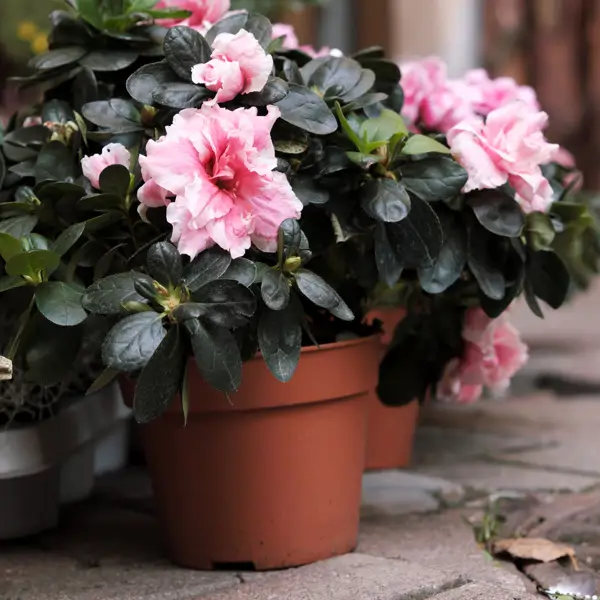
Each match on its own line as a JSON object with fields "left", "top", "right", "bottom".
{"left": 437, "top": 308, "right": 529, "bottom": 404}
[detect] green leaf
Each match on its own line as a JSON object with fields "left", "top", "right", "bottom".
{"left": 374, "top": 221, "right": 403, "bottom": 287}
{"left": 467, "top": 222, "right": 506, "bottom": 301}
{"left": 334, "top": 101, "right": 363, "bottom": 152}
{"left": 76, "top": 0, "right": 104, "bottom": 28}
{"left": 526, "top": 211, "right": 556, "bottom": 251}
{"left": 146, "top": 241, "right": 182, "bottom": 287}
{"left": 6, "top": 249, "right": 60, "bottom": 278}
{"left": 240, "top": 77, "right": 289, "bottom": 106}
{"left": 344, "top": 92, "right": 388, "bottom": 113}
{"left": 153, "top": 82, "right": 213, "bottom": 109}
{"left": 163, "top": 26, "right": 212, "bottom": 81}
{"left": 78, "top": 193, "right": 123, "bottom": 211}
{"left": 467, "top": 190, "right": 525, "bottom": 237}
{"left": 21, "top": 234, "right": 49, "bottom": 251}
{"left": 146, "top": 7, "right": 192, "bottom": 19}
{"left": 258, "top": 303, "right": 302, "bottom": 383}
{"left": 87, "top": 367, "right": 120, "bottom": 396}
{"left": 82, "top": 100, "right": 140, "bottom": 131}
{"left": 261, "top": 269, "right": 290, "bottom": 311}
{"left": 35, "top": 141, "right": 76, "bottom": 184}
{"left": 127, "top": 62, "right": 182, "bottom": 105}
{"left": 359, "top": 109, "right": 407, "bottom": 144}
{"left": 402, "top": 134, "right": 451, "bottom": 156}
{"left": 186, "top": 319, "right": 242, "bottom": 392}
{"left": 339, "top": 68, "right": 377, "bottom": 103}
{"left": 29, "top": 47, "right": 87, "bottom": 70}
{"left": 400, "top": 157, "right": 468, "bottom": 201}
{"left": 309, "top": 57, "right": 363, "bottom": 98}
{"left": 82, "top": 272, "right": 147, "bottom": 315}
{"left": 0, "top": 276, "right": 27, "bottom": 293}
{"left": 418, "top": 209, "right": 467, "bottom": 294}
{"left": 35, "top": 282, "right": 87, "bottom": 327}
{"left": 361, "top": 179, "right": 411, "bottom": 223}
{"left": 102, "top": 312, "right": 166, "bottom": 371}
{"left": 51, "top": 222, "right": 86, "bottom": 257}
{"left": 99, "top": 164, "right": 131, "bottom": 197}
{"left": 294, "top": 269, "right": 354, "bottom": 321}
{"left": 0, "top": 233, "right": 24, "bottom": 262}
{"left": 346, "top": 152, "right": 384, "bottom": 169}
{"left": 276, "top": 83, "right": 338, "bottom": 135}
{"left": 42, "top": 99, "right": 74, "bottom": 125}
{"left": 79, "top": 51, "right": 138, "bottom": 72}
{"left": 220, "top": 258, "right": 257, "bottom": 287}
{"left": 0, "top": 215, "right": 38, "bottom": 238}
{"left": 134, "top": 325, "right": 185, "bottom": 424}
{"left": 385, "top": 195, "right": 443, "bottom": 269}
{"left": 529, "top": 250, "right": 570, "bottom": 310}
{"left": 183, "top": 246, "right": 231, "bottom": 292}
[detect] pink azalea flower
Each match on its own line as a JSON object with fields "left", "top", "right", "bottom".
{"left": 437, "top": 308, "right": 529, "bottom": 404}
{"left": 192, "top": 29, "right": 273, "bottom": 104}
{"left": 462, "top": 68, "right": 539, "bottom": 116}
{"left": 447, "top": 101, "right": 559, "bottom": 213}
{"left": 154, "top": 0, "right": 230, "bottom": 31}
{"left": 23, "top": 116, "right": 42, "bottom": 128}
{"left": 400, "top": 57, "right": 475, "bottom": 133}
{"left": 81, "top": 143, "right": 131, "bottom": 189}
{"left": 272, "top": 23, "right": 299, "bottom": 50}
{"left": 138, "top": 103, "right": 303, "bottom": 259}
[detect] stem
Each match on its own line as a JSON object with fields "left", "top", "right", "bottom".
{"left": 5, "top": 295, "right": 35, "bottom": 361}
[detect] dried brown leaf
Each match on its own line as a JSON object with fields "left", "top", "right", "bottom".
{"left": 492, "top": 538, "right": 577, "bottom": 565}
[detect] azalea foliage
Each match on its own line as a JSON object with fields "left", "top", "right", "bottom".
{"left": 0, "top": 0, "right": 596, "bottom": 422}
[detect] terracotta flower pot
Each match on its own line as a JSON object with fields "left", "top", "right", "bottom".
{"left": 138, "top": 335, "right": 380, "bottom": 571}
{"left": 364, "top": 308, "right": 420, "bottom": 471}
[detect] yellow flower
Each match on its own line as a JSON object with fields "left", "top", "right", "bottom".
{"left": 31, "top": 34, "right": 49, "bottom": 55}
{"left": 17, "top": 21, "right": 39, "bottom": 42}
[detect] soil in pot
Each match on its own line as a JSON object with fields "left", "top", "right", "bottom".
{"left": 364, "top": 308, "right": 420, "bottom": 471}
{"left": 138, "top": 335, "right": 380, "bottom": 571}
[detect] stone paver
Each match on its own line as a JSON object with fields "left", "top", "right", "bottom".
{"left": 198, "top": 554, "right": 464, "bottom": 600}
{"left": 361, "top": 471, "right": 464, "bottom": 518}
{"left": 358, "top": 511, "right": 530, "bottom": 594}
{"left": 429, "top": 582, "right": 538, "bottom": 600}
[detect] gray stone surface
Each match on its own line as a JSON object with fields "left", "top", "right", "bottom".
{"left": 428, "top": 582, "right": 539, "bottom": 600}
{"left": 0, "top": 504, "right": 237, "bottom": 600}
{"left": 358, "top": 511, "right": 529, "bottom": 593}
{"left": 415, "top": 460, "right": 600, "bottom": 493}
{"left": 361, "top": 471, "right": 464, "bottom": 518}
{"left": 198, "top": 554, "right": 464, "bottom": 600}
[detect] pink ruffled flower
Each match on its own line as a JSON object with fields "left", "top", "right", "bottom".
{"left": 154, "top": 0, "right": 230, "bottom": 31}
{"left": 81, "top": 143, "right": 131, "bottom": 189}
{"left": 192, "top": 29, "right": 273, "bottom": 104}
{"left": 400, "top": 57, "right": 475, "bottom": 133}
{"left": 447, "top": 102, "right": 559, "bottom": 213}
{"left": 437, "top": 308, "right": 529, "bottom": 404}
{"left": 138, "top": 103, "right": 303, "bottom": 259}
{"left": 462, "top": 68, "right": 539, "bottom": 116}
{"left": 272, "top": 23, "right": 299, "bottom": 50}
{"left": 23, "top": 116, "right": 42, "bottom": 128}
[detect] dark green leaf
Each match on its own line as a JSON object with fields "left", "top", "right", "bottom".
{"left": 258, "top": 303, "right": 302, "bottom": 383}
{"left": 6, "top": 249, "right": 60, "bottom": 278}
{"left": 29, "top": 47, "right": 87, "bottom": 70}
{"left": 186, "top": 319, "right": 242, "bottom": 392}
{"left": 361, "top": 179, "right": 411, "bottom": 223}
{"left": 385, "top": 195, "right": 443, "bottom": 268}
{"left": 529, "top": 250, "right": 570, "bottom": 310}
{"left": 82, "top": 100, "right": 140, "bottom": 130}
{"left": 400, "top": 157, "right": 468, "bottom": 201}
{"left": 467, "top": 222, "right": 506, "bottom": 300}
{"left": 261, "top": 269, "right": 290, "bottom": 310}
{"left": 374, "top": 221, "right": 403, "bottom": 287}
{"left": 163, "top": 26, "right": 212, "bottom": 81}
{"left": 35, "top": 282, "right": 87, "bottom": 327}
{"left": 79, "top": 51, "right": 138, "bottom": 72}
{"left": 102, "top": 312, "right": 166, "bottom": 371}
{"left": 126, "top": 62, "right": 181, "bottom": 105}
{"left": 0, "top": 215, "right": 38, "bottom": 238}
{"left": 276, "top": 83, "right": 337, "bottom": 135}
{"left": 344, "top": 92, "right": 388, "bottom": 112}
{"left": 21, "top": 233, "right": 49, "bottom": 251}
{"left": 279, "top": 218, "right": 302, "bottom": 258}
{"left": 9, "top": 159, "right": 36, "bottom": 178}
{"left": 0, "top": 276, "right": 27, "bottom": 292}
{"left": 35, "top": 141, "right": 76, "bottom": 183}
{"left": 51, "top": 222, "right": 85, "bottom": 256}
{"left": 240, "top": 77, "right": 289, "bottom": 106}
{"left": 134, "top": 325, "right": 185, "bottom": 423}
{"left": 78, "top": 193, "right": 123, "bottom": 211}
{"left": 42, "top": 99, "right": 74, "bottom": 124}
{"left": 188, "top": 279, "right": 257, "bottom": 325}
{"left": 244, "top": 12, "right": 273, "bottom": 48}
{"left": 146, "top": 241, "right": 182, "bottom": 287}
{"left": 526, "top": 211, "right": 556, "bottom": 251}
{"left": 524, "top": 278, "right": 544, "bottom": 318}
{"left": 220, "top": 258, "right": 257, "bottom": 287}
{"left": 309, "top": 57, "right": 363, "bottom": 97}
{"left": 340, "top": 68, "right": 376, "bottom": 103}
{"left": 291, "top": 174, "right": 329, "bottom": 206}
{"left": 283, "top": 59, "right": 303, "bottom": 85}
{"left": 204, "top": 11, "right": 249, "bottom": 44}
{"left": 99, "top": 164, "right": 131, "bottom": 197}
{"left": 468, "top": 190, "right": 525, "bottom": 237}
{"left": 153, "top": 82, "right": 213, "bottom": 108}
{"left": 418, "top": 209, "right": 466, "bottom": 293}
{"left": 82, "top": 272, "right": 148, "bottom": 314}
{"left": 183, "top": 246, "right": 231, "bottom": 291}
{"left": 294, "top": 269, "right": 354, "bottom": 321}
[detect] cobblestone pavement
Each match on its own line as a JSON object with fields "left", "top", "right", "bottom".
{"left": 3, "top": 301, "right": 600, "bottom": 600}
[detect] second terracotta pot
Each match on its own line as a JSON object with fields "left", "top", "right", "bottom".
{"left": 364, "top": 308, "right": 419, "bottom": 471}
{"left": 138, "top": 335, "right": 380, "bottom": 571}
